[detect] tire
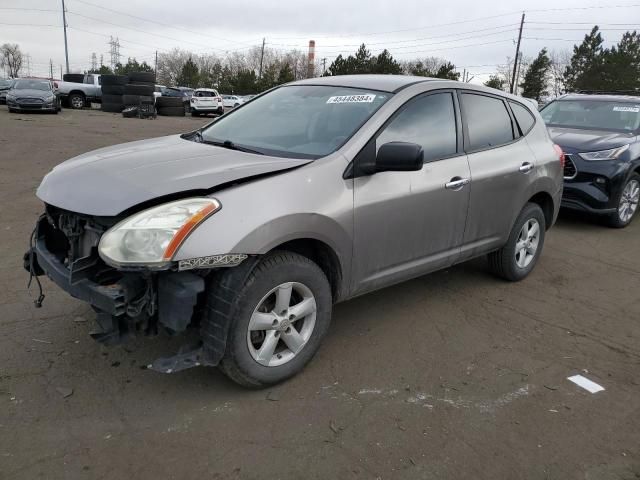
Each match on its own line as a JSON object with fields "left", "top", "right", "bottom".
{"left": 205, "top": 251, "right": 332, "bottom": 388}
{"left": 122, "top": 94, "right": 154, "bottom": 105}
{"left": 62, "top": 73, "right": 85, "bottom": 83}
{"left": 127, "top": 72, "right": 155, "bottom": 84}
{"left": 101, "top": 102, "right": 124, "bottom": 113}
{"left": 101, "top": 85, "right": 125, "bottom": 95}
{"left": 124, "top": 84, "right": 154, "bottom": 96}
{"left": 607, "top": 173, "right": 640, "bottom": 228}
{"left": 156, "top": 96, "right": 183, "bottom": 108}
{"left": 122, "top": 106, "right": 138, "bottom": 118}
{"left": 100, "top": 74, "right": 127, "bottom": 86}
{"left": 488, "top": 203, "right": 546, "bottom": 282}
{"left": 68, "top": 92, "right": 85, "bottom": 109}
{"left": 191, "top": 111, "right": 200, "bottom": 117}
{"left": 157, "top": 106, "right": 185, "bottom": 117}
{"left": 102, "top": 94, "right": 122, "bottom": 104}
{"left": 8, "top": 108, "right": 16, "bottom": 113}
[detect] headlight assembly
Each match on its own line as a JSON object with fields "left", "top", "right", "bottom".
{"left": 578, "top": 144, "right": 629, "bottom": 161}
{"left": 98, "top": 198, "right": 220, "bottom": 268}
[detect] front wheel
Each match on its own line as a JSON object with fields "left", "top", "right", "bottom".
{"left": 607, "top": 174, "right": 639, "bottom": 228}
{"left": 203, "top": 251, "right": 332, "bottom": 388}
{"left": 488, "top": 203, "right": 546, "bottom": 282}
{"left": 68, "top": 93, "right": 85, "bottom": 109}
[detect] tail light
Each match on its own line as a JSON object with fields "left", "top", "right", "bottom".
{"left": 553, "top": 144, "right": 565, "bottom": 168}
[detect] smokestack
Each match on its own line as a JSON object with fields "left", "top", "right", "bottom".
{"left": 307, "top": 40, "right": 316, "bottom": 78}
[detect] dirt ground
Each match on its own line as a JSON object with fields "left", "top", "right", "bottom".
{"left": 0, "top": 108, "right": 638, "bottom": 480}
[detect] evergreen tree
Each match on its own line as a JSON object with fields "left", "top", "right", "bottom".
{"left": 520, "top": 48, "right": 551, "bottom": 101}
{"left": 176, "top": 57, "right": 199, "bottom": 88}
{"left": 602, "top": 31, "right": 640, "bottom": 91}
{"left": 563, "top": 26, "right": 605, "bottom": 91}
{"left": 484, "top": 75, "right": 505, "bottom": 90}
{"left": 277, "top": 63, "right": 295, "bottom": 84}
{"left": 433, "top": 62, "right": 460, "bottom": 80}
{"left": 370, "top": 49, "right": 402, "bottom": 74}
{"left": 114, "top": 57, "right": 153, "bottom": 75}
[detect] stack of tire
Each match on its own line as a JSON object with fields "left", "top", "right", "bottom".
{"left": 123, "top": 72, "right": 155, "bottom": 113}
{"left": 156, "top": 94, "right": 186, "bottom": 117}
{"left": 100, "top": 74, "right": 127, "bottom": 113}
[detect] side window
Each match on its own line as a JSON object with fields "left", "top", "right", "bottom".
{"left": 376, "top": 92, "right": 457, "bottom": 162}
{"left": 461, "top": 93, "right": 514, "bottom": 150}
{"left": 85, "top": 75, "right": 94, "bottom": 85}
{"left": 509, "top": 101, "right": 536, "bottom": 135}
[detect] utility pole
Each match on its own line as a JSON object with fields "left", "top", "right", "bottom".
{"left": 60, "top": 65, "right": 63, "bottom": 79}
{"left": 510, "top": 12, "right": 525, "bottom": 94}
{"left": 154, "top": 50, "right": 158, "bottom": 77}
{"left": 321, "top": 57, "right": 327, "bottom": 74}
{"left": 514, "top": 51, "right": 524, "bottom": 95}
{"left": 61, "top": 0, "right": 70, "bottom": 74}
{"left": 258, "top": 38, "right": 265, "bottom": 79}
{"left": 49, "top": 59, "right": 54, "bottom": 80}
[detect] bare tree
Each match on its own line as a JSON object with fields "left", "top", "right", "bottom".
{"left": 157, "top": 48, "right": 192, "bottom": 86}
{"left": 0, "top": 43, "right": 23, "bottom": 77}
{"left": 548, "top": 50, "right": 571, "bottom": 98}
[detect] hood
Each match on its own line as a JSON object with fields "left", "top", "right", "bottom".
{"left": 37, "top": 135, "right": 312, "bottom": 216}
{"left": 10, "top": 89, "right": 53, "bottom": 98}
{"left": 547, "top": 126, "right": 635, "bottom": 153}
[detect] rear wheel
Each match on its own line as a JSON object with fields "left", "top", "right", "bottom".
{"left": 204, "top": 251, "right": 332, "bottom": 388}
{"left": 68, "top": 93, "right": 85, "bottom": 109}
{"left": 607, "top": 174, "right": 640, "bottom": 228}
{"left": 488, "top": 203, "right": 546, "bottom": 282}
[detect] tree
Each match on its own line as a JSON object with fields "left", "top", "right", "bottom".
{"left": 370, "top": 49, "right": 402, "bottom": 74}
{"left": 403, "top": 57, "right": 459, "bottom": 80}
{"left": 277, "top": 63, "right": 295, "bottom": 84}
{"left": 114, "top": 57, "right": 153, "bottom": 76}
{"left": 433, "top": 62, "right": 460, "bottom": 80}
{"left": 176, "top": 56, "right": 199, "bottom": 88}
{"left": 549, "top": 50, "right": 571, "bottom": 97}
{"left": 520, "top": 48, "right": 551, "bottom": 101}
{"left": 88, "top": 64, "right": 113, "bottom": 75}
{"left": 563, "top": 26, "right": 606, "bottom": 91}
{"left": 603, "top": 31, "right": 640, "bottom": 91}
{"left": 157, "top": 48, "right": 192, "bottom": 86}
{"left": 484, "top": 75, "right": 505, "bottom": 90}
{"left": 0, "top": 43, "right": 23, "bottom": 77}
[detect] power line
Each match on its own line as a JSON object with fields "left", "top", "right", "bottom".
{"left": 68, "top": 0, "right": 259, "bottom": 48}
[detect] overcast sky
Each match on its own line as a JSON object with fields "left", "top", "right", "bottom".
{"left": 2, "top": 0, "right": 638, "bottom": 82}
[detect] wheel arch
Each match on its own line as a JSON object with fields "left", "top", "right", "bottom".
{"left": 527, "top": 190, "right": 555, "bottom": 230}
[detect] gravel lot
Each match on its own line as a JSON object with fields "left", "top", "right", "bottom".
{"left": 1, "top": 108, "right": 638, "bottom": 479}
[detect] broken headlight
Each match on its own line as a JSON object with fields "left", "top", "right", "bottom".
{"left": 98, "top": 198, "right": 220, "bottom": 268}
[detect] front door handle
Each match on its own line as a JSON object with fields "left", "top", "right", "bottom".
{"left": 445, "top": 177, "right": 471, "bottom": 190}
{"left": 519, "top": 162, "right": 534, "bottom": 173}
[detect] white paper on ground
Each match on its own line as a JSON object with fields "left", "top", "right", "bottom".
{"left": 567, "top": 375, "right": 605, "bottom": 393}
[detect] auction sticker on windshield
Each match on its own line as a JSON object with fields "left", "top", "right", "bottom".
{"left": 613, "top": 106, "right": 640, "bottom": 113}
{"left": 327, "top": 94, "right": 376, "bottom": 104}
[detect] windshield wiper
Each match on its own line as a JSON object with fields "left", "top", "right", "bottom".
{"left": 208, "top": 139, "right": 264, "bottom": 155}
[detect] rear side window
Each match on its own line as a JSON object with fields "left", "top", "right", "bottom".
{"left": 376, "top": 92, "right": 458, "bottom": 162}
{"left": 510, "top": 101, "right": 536, "bottom": 135}
{"left": 461, "top": 93, "right": 514, "bottom": 150}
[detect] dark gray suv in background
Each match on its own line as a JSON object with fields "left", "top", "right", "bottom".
{"left": 26, "top": 75, "right": 563, "bottom": 387}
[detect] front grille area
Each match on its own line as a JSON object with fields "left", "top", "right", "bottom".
{"left": 564, "top": 154, "right": 577, "bottom": 180}
{"left": 17, "top": 97, "right": 44, "bottom": 104}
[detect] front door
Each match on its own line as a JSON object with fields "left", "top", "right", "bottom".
{"left": 352, "top": 91, "right": 471, "bottom": 295}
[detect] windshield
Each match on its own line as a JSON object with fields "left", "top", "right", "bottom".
{"left": 0, "top": 79, "right": 12, "bottom": 88}
{"left": 201, "top": 85, "right": 391, "bottom": 158}
{"left": 195, "top": 90, "right": 217, "bottom": 97}
{"left": 541, "top": 99, "right": 640, "bottom": 132}
{"left": 13, "top": 79, "right": 51, "bottom": 91}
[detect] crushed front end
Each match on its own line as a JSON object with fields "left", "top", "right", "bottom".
{"left": 25, "top": 205, "right": 223, "bottom": 372}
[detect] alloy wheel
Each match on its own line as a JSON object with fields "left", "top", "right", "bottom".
{"left": 618, "top": 179, "right": 639, "bottom": 224}
{"left": 515, "top": 218, "right": 540, "bottom": 268}
{"left": 247, "top": 282, "right": 317, "bottom": 367}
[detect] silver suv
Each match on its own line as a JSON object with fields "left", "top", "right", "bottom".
{"left": 26, "top": 75, "right": 563, "bottom": 387}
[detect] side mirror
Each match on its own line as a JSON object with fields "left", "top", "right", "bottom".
{"left": 375, "top": 142, "right": 424, "bottom": 173}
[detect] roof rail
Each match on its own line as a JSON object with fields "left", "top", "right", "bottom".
{"left": 575, "top": 90, "right": 640, "bottom": 96}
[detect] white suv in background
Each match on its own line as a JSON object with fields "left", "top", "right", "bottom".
{"left": 190, "top": 88, "right": 224, "bottom": 116}
{"left": 222, "top": 95, "right": 245, "bottom": 108}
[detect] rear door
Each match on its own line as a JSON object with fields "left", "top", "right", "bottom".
{"left": 197, "top": 90, "right": 216, "bottom": 108}
{"left": 352, "top": 90, "right": 471, "bottom": 295}
{"left": 457, "top": 91, "right": 536, "bottom": 261}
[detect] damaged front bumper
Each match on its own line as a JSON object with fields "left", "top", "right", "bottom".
{"left": 25, "top": 213, "right": 223, "bottom": 372}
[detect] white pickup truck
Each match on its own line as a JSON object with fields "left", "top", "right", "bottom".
{"left": 56, "top": 74, "right": 102, "bottom": 109}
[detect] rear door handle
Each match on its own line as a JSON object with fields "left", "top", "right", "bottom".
{"left": 445, "top": 177, "right": 471, "bottom": 190}
{"left": 519, "top": 162, "right": 534, "bottom": 173}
